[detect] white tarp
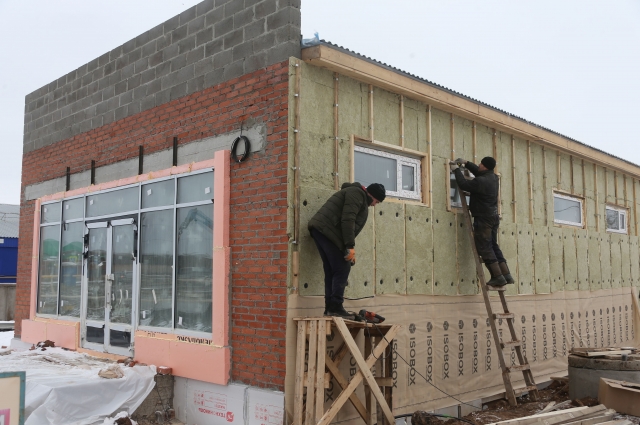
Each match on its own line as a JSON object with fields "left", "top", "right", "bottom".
{"left": 0, "top": 347, "right": 156, "bottom": 425}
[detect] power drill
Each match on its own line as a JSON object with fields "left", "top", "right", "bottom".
{"left": 358, "top": 309, "right": 385, "bottom": 324}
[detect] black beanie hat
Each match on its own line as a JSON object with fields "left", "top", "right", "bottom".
{"left": 481, "top": 156, "right": 496, "bottom": 170}
{"left": 366, "top": 183, "right": 386, "bottom": 202}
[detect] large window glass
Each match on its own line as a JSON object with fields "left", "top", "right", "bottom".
{"left": 86, "top": 187, "right": 138, "bottom": 217}
{"left": 142, "top": 180, "right": 175, "bottom": 209}
{"left": 139, "top": 210, "right": 174, "bottom": 328}
{"left": 38, "top": 225, "right": 60, "bottom": 314}
{"left": 41, "top": 202, "right": 61, "bottom": 224}
{"left": 176, "top": 205, "right": 213, "bottom": 332}
{"left": 450, "top": 169, "right": 475, "bottom": 208}
{"left": 553, "top": 193, "right": 583, "bottom": 227}
{"left": 63, "top": 198, "right": 84, "bottom": 221}
{"left": 606, "top": 205, "right": 627, "bottom": 234}
{"left": 354, "top": 145, "right": 422, "bottom": 201}
{"left": 59, "top": 222, "right": 83, "bottom": 317}
{"left": 177, "top": 172, "right": 214, "bottom": 204}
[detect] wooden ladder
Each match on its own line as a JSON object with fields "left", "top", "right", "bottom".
{"left": 458, "top": 186, "right": 540, "bottom": 406}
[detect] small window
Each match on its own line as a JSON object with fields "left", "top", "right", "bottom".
{"left": 553, "top": 193, "right": 583, "bottom": 227}
{"left": 450, "top": 170, "right": 474, "bottom": 208}
{"left": 354, "top": 146, "right": 421, "bottom": 201}
{"left": 606, "top": 205, "right": 627, "bottom": 234}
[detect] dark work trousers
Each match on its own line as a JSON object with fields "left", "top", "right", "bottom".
{"left": 473, "top": 215, "right": 506, "bottom": 265}
{"left": 310, "top": 228, "right": 351, "bottom": 305}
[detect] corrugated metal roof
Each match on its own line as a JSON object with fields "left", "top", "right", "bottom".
{"left": 0, "top": 204, "right": 19, "bottom": 239}
{"left": 315, "top": 40, "right": 640, "bottom": 169}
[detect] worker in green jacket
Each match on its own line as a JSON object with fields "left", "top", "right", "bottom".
{"left": 308, "top": 182, "right": 386, "bottom": 318}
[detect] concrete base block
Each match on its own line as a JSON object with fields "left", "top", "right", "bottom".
{"left": 568, "top": 364, "right": 640, "bottom": 399}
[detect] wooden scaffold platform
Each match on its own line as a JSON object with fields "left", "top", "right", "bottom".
{"left": 293, "top": 317, "right": 401, "bottom": 425}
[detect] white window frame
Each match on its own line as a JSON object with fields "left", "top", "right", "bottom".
{"left": 449, "top": 169, "right": 475, "bottom": 209}
{"left": 354, "top": 145, "right": 422, "bottom": 201}
{"left": 553, "top": 192, "right": 583, "bottom": 227}
{"left": 605, "top": 204, "right": 628, "bottom": 234}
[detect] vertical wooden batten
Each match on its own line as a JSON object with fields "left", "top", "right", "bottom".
{"left": 333, "top": 72, "right": 340, "bottom": 190}
{"left": 368, "top": 85, "right": 374, "bottom": 142}
{"left": 450, "top": 113, "right": 455, "bottom": 161}
{"left": 594, "top": 164, "right": 600, "bottom": 232}
{"left": 511, "top": 136, "right": 517, "bottom": 222}
{"left": 400, "top": 95, "right": 405, "bottom": 148}
{"left": 527, "top": 141, "right": 533, "bottom": 224}
{"left": 634, "top": 179, "right": 639, "bottom": 237}
{"left": 542, "top": 146, "right": 548, "bottom": 226}
{"left": 472, "top": 122, "right": 477, "bottom": 164}
{"left": 424, "top": 105, "right": 432, "bottom": 206}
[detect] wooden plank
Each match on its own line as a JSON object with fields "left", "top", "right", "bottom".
{"left": 543, "top": 147, "right": 549, "bottom": 225}
{"left": 486, "top": 407, "right": 590, "bottom": 425}
{"left": 426, "top": 105, "right": 433, "bottom": 206}
{"left": 315, "top": 320, "right": 327, "bottom": 421}
{"left": 400, "top": 95, "right": 405, "bottom": 147}
{"left": 294, "top": 321, "right": 307, "bottom": 425}
{"left": 305, "top": 320, "right": 318, "bottom": 425}
{"left": 317, "top": 323, "right": 400, "bottom": 425}
{"left": 369, "top": 84, "right": 374, "bottom": 141}
{"left": 572, "top": 349, "right": 631, "bottom": 357}
{"left": 304, "top": 372, "right": 331, "bottom": 388}
{"left": 512, "top": 136, "right": 517, "bottom": 222}
{"left": 473, "top": 121, "right": 478, "bottom": 164}
{"left": 528, "top": 141, "right": 534, "bottom": 224}
{"left": 539, "top": 402, "right": 556, "bottom": 414}
{"left": 324, "top": 357, "right": 370, "bottom": 424}
{"left": 333, "top": 72, "right": 339, "bottom": 190}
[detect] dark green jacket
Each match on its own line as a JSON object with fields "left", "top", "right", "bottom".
{"left": 308, "top": 182, "right": 370, "bottom": 251}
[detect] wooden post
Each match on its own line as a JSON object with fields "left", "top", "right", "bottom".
{"left": 450, "top": 113, "right": 455, "bottom": 161}
{"left": 426, "top": 105, "right": 433, "bottom": 206}
{"left": 333, "top": 72, "right": 339, "bottom": 190}
{"left": 542, "top": 146, "right": 548, "bottom": 226}
{"left": 306, "top": 321, "right": 318, "bottom": 425}
{"left": 634, "top": 179, "right": 639, "bottom": 237}
{"left": 511, "top": 136, "right": 517, "bottom": 222}
{"left": 594, "top": 164, "right": 600, "bottom": 232}
{"left": 400, "top": 95, "right": 405, "bottom": 148}
{"left": 315, "top": 320, "right": 327, "bottom": 422}
{"left": 472, "top": 121, "right": 477, "bottom": 164}
{"left": 294, "top": 321, "right": 307, "bottom": 425}
{"left": 527, "top": 140, "right": 533, "bottom": 224}
{"left": 369, "top": 85, "right": 374, "bottom": 141}
{"left": 570, "top": 155, "right": 575, "bottom": 194}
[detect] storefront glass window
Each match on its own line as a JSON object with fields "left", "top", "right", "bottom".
{"left": 41, "top": 202, "right": 61, "bottom": 224}
{"left": 63, "top": 198, "right": 84, "bottom": 221}
{"left": 86, "top": 187, "right": 138, "bottom": 217}
{"left": 59, "top": 222, "right": 83, "bottom": 317}
{"left": 177, "top": 172, "right": 214, "bottom": 204}
{"left": 142, "top": 180, "right": 175, "bottom": 209}
{"left": 38, "top": 225, "right": 60, "bottom": 314}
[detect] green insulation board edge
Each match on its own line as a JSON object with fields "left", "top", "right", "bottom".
{"left": 433, "top": 209, "right": 458, "bottom": 295}
{"left": 533, "top": 226, "right": 551, "bottom": 293}
{"left": 375, "top": 202, "right": 406, "bottom": 295}
{"left": 498, "top": 222, "right": 518, "bottom": 295}
{"left": 406, "top": 204, "right": 433, "bottom": 294}
{"left": 517, "top": 223, "right": 534, "bottom": 294}
{"left": 548, "top": 227, "right": 565, "bottom": 292}
{"left": 457, "top": 212, "right": 479, "bottom": 295}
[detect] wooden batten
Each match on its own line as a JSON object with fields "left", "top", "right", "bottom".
{"left": 614, "top": 170, "right": 619, "bottom": 201}
{"left": 527, "top": 141, "right": 533, "bottom": 224}
{"left": 594, "top": 164, "right": 600, "bottom": 232}
{"left": 511, "top": 136, "right": 517, "bottom": 222}
{"left": 333, "top": 72, "right": 339, "bottom": 190}
{"left": 556, "top": 152, "right": 561, "bottom": 190}
{"left": 604, "top": 167, "right": 609, "bottom": 202}
{"left": 400, "top": 95, "right": 405, "bottom": 148}
{"left": 425, "top": 105, "right": 432, "bottom": 206}
{"left": 570, "top": 155, "right": 575, "bottom": 194}
{"left": 634, "top": 179, "right": 639, "bottom": 237}
{"left": 368, "top": 84, "right": 374, "bottom": 141}
{"left": 472, "top": 122, "right": 478, "bottom": 164}
{"left": 450, "top": 113, "right": 455, "bottom": 160}
{"left": 542, "top": 147, "right": 548, "bottom": 226}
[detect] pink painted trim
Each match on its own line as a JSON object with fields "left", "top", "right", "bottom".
{"left": 212, "top": 150, "right": 231, "bottom": 347}
{"left": 30, "top": 199, "right": 41, "bottom": 320}
{"left": 21, "top": 318, "right": 79, "bottom": 349}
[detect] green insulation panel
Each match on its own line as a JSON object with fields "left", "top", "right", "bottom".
{"left": 606, "top": 169, "right": 616, "bottom": 204}
{"left": 575, "top": 232, "right": 589, "bottom": 291}
{"left": 545, "top": 150, "right": 559, "bottom": 219}
{"left": 514, "top": 138, "right": 530, "bottom": 223}
{"left": 573, "top": 160, "right": 584, "bottom": 194}
{"left": 406, "top": 204, "right": 433, "bottom": 294}
{"left": 497, "top": 132, "right": 513, "bottom": 222}
{"left": 630, "top": 235, "right": 640, "bottom": 286}
{"left": 530, "top": 144, "right": 546, "bottom": 226}
{"left": 626, "top": 178, "right": 635, "bottom": 236}
{"left": 344, "top": 216, "right": 375, "bottom": 299}
{"left": 300, "top": 64, "right": 334, "bottom": 136}
{"left": 560, "top": 154, "right": 572, "bottom": 192}
{"left": 548, "top": 227, "right": 565, "bottom": 292}
{"left": 433, "top": 209, "right": 458, "bottom": 295}
{"left": 432, "top": 156, "right": 448, "bottom": 212}
{"left": 373, "top": 87, "right": 401, "bottom": 145}
{"left": 562, "top": 227, "right": 578, "bottom": 291}
{"left": 338, "top": 75, "right": 369, "bottom": 140}
{"left": 476, "top": 125, "right": 493, "bottom": 161}
{"left": 454, "top": 117, "right": 473, "bottom": 162}
{"left": 431, "top": 108, "right": 451, "bottom": 159}
{"left": 298, "top": 131, "right": 335, "bottom": 189}
{"left": 517, "top": 224, "right": 534, "bottom": 294}
{"left": 337, "top": 137, "right": 351, "bottom": 188}
{"left": 298, "top": 186, "right": 340, "bottom": 296}
{"left": 403, "top": 98, "right": 427, "bottom": 152}
{"left": 609, "top": 233, "right": 622, "bottom": 288}
{"left": 498, "top": 222, "right": 519, "bottom": 295}
{"left": 457, "top": 213, "right": 478, "bottom": 295}
{"left": 533, "top": 226, "right": 551, "bottom": 293}
{"left": 620, "top": 234, "right": 631, "bottom": 287}
{"left": 583, "top": 163, "right": 596, "bottom": 231}
{"left": 588, "top": 232, "right": 602, "bottom": 290}
{"left": 616, "top": 173, "right": 625, "bottom": 206}
{"left": 375, "top": 202, "right": 406, "bottom": 295}
{"left": 600, "top": 233, "right": 612, "bottom": 289}
{"left": 596, "top": 166, "right": 607, "bottom": 226}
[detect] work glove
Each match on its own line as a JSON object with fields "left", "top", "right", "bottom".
{"left": 449, "top": 161, "right": 459, "bottom": 172}
{"left": 344, "top": 248, "right": 356, "bottom": 265}
{"left": 454, "top": 158, "right": 467, "bottom": 166}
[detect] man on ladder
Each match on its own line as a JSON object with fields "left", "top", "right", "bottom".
{"left": 450, "top": 157, "right": 514, "bottom": 287}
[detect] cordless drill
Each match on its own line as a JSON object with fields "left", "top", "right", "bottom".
{"left": 358, "top": 309, "right": 385, "bottom": 324}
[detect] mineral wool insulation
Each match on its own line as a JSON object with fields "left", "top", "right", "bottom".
{"left": 285, "top": 287, "right": 638, "bottom": 421}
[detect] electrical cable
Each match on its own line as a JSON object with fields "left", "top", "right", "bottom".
{"left": 394, "top": 412, "right": 476, "bottom": 425}
{"left": 370, "top": 322, "right": 480, "bottom": 409}
{"left": 230, "top": 135, "right": 251, "bottom": 163}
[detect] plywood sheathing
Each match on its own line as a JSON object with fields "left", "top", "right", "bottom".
{"left": 406, "top": 204, "right": 433, "bottom": 294}
{"left": 375, "top": 202, "right": 406, "bottom": 295}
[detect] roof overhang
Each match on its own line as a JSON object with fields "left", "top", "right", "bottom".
{"left": 302, "top": 44, "right": 640, "bottom": 178}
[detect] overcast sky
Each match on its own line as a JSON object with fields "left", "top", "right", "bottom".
{"left": 1, "top": 1, "right": 639, "bottom": 205}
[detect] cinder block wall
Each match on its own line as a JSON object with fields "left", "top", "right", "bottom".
{"left": 18, "top": 0, "right": 300, "bottom": 390}
{"left": 22, "top": 0, "right": 300, "bottom": 154}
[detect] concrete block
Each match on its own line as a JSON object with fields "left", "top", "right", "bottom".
{"left": 232, "top": 40, "right": 253, "bottom": 62}
{"left": 204, "top": 6, "right": 225, "bottom": 28}
{"left": 134, "top": 57, "right": 149, "bottom": 74}
{"left": 266, "top": 6, "right": 298, "bottom": 31}
{"left": 132, "top": 85, "right": 146, "bottom": 100}
{"left": 212, "top": 49, "right": 233, "bottom": 69}
{"left": 179, "top": 5, "right": 197, "bottom": 25}
{"left": 128, "top": 74, "right": 141, "bottom": 91}
{"left": 176, "top": 64, "right": 195, "bottom": 85}
{"left": 223, "top": 28, "right": 243, "bottom": 49}
{"left": 127, "top": 48, "right": 142, "bottom": 66}
{"left": 148, "top": 50, "right": 164, "bottom": 68}
{"left": 114, "top": 105, "right": 128, "bottom": 121}
{"left": 194, "top": 57, "right": 214, "bottom": 77}
{"left": 140, "top": 95, "right": 155, "bottom": 112}
{"left": 121, "top": 63, "right": 135, "bottom": 80}
{"left": 87, "top": 57, "right": 99, "bottom": 73}
{"left": 204, "top": 68, "right": 224, "bottom": 88}
{"left": 179, "top": 34, "right": 196, "bottom": 54}
{"left": 205, "top": 38, "right": 224, "bottom": 57}
{"left": 244, "top": 51, "right": 266, "bottom": 73}
{"left": 156, "top": 33, "right": 172, "bottom": 51}
{"left": 154, "top": 88, "right": 171, "bottom": 106}
{"left": 244, "top": 18, "right": 265, "bottom": 40}
{"left": 252, "top": 31, "right": 275, "bottom": 52}
{"left": 155, "top": 61, "right": 171, "bottom": 79}
{"left": 224, "top": 0, "right": 244, "bottom": 18}
{"left": 196, "top": 0, "right": 215, "bottom": 17}
{"left": 129, "top": 100, "right": 141, "bottom": 115}
{"left": 171, "top": 24, "right": 189, "bottom": 45}
{"left": 103, "top": 110, "right": 115, "bottom": 125}
{"left": 170, "top": 82, "right": 187, "bottom": 100}
{"left": 254, "top": 0, "right": 277, "bottom": 21}
{"left": 170, "top": 52, "right": 187, "bottom": 72}
{"left": 141, "top": 40, "right": 156, "bottom": 58}
{"left": 186, "top": 46, "right": 204, "bottom": 65}
{"left": 147, "top": 79, "right": 162, "bottom": 96}
{"left": 163, "top": 15, "right": 180, "bottom": 35}
{"left": 187, "top": 75, "right": 205, "bottom": 94}
{"left": 266, "top": 40, "right": 299, "bottom": 64}
{"left": 119, "top": 90, "right": 133, "bottom": 106}
{"left": 140, "top": 68, "right": 156, "bottom": 85}
{"left": 196, "top": 27, "right": 214, "bottom": 46}
{"left": 215, "top": 0, "right": 234, "bottom": 6}
{"left": 214, "top": 16, "right": 234, "bottom": 38}
{"left": 233, "top": 7, "right": 254, "bottom": 29}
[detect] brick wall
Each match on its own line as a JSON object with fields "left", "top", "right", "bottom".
{"left": 17, "top": 60, "right": 291, "bottom": 389}
{"left": 23, "top": 0, "right": 300, "bottom": 154}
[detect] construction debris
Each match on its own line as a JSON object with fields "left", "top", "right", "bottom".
{"left": 570, "top": 347, "right": 637, "bottom": 359}
{"left": 99, "top": 365, "right": 125, "bottom": 379}
{"left": 599, "top": 378, "right": 640, "bottom": 417}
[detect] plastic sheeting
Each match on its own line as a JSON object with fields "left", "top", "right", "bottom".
{"left": 0, "top": 347, "right": 156, "bottom": 425}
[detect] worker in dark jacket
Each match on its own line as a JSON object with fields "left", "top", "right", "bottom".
{"left": 308, "top": 182, "right": 386, "bottom": 317}
{"left": 451, "top": 157, "right": 514, "bottom": 287}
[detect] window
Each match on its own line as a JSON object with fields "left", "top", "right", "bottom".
{"left": 354, "top": 145, "right": 421, "bottom": 201}
{"left": 553, "top": 192, "right": 583, "bottom": 227}
{"left": 606, "top": 205, "right": 627, "bottom": 234}
{"left": 450, "top": 169, "right": 474, "bottom": 208}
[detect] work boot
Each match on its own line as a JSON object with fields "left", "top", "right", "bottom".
{"left": 499, "top": 262, "right": 515, "bottom": 284}
{"left": 323, "top": 299, "right": 329, "bottom": 316}
{"left": 486, "top": 262, "right": 507, "bottom": 287}
{"left": 327, "top": 302, "right": 354, "bottom": 319}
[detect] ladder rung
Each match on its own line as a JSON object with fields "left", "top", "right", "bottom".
{"left": 501, "top": 340, "right": 521, "bottom": 349}
{"left": 506, "top": 364, "right": 530, "bottom": 373}
{"left": 486, "top": 285, "right": 506, "bottom": 291}
{"left": 493, "top": 313, "right": 514, "bottom": 320}
{"left": 513, "top": 385, "right": 538, "bottom": 396}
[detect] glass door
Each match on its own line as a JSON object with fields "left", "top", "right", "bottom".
{"left": 82, "top": 218, "right": 137, "bottom": 355}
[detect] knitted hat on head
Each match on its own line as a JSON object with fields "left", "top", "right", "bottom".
{"left": 366, "top": 183, "right": 386, "bottom": 202}
{"left": 481, "top": 156, "right": 496, "bottom": 170}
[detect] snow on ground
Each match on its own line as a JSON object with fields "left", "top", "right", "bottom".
{"left": 0, "top": 330, "right": 13, "bottom": 349}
